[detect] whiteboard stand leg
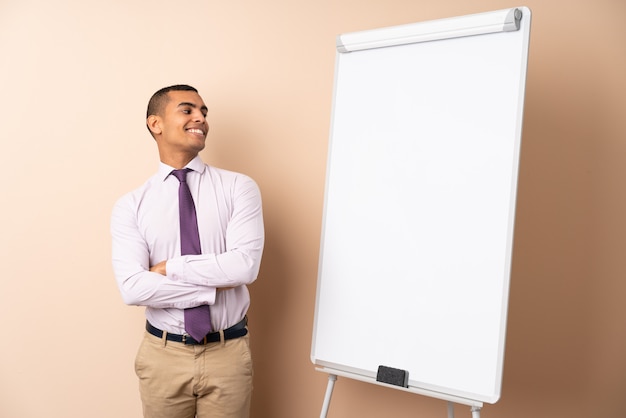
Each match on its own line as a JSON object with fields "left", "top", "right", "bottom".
{"left": 320, "top": 374, "right": 337, "bottom": 418}
{"left": 447, "top": 402, "right": 455, "bottom": 418}
{"left": 471, "top": 405, "right": 481, "bottom": 418}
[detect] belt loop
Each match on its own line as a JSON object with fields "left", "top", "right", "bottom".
{"left": 162, "top": 330, "right": 168, "bottom": 347}
{"left": 219, "top": 329, "right": 225, "bottom": 346}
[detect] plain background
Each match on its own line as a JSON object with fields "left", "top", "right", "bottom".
{"left": 1, "top": 1, "right": 624, "bottom": 417}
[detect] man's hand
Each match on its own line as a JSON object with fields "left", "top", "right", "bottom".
{"left": 150, "top": 260, "right": 167, "bottom": 276}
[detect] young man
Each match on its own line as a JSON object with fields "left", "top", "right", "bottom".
{"left": 111, "top": 85, "right": 264, "bottom": 418}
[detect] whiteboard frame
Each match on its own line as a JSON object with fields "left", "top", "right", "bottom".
{"left": 311, "top": 6, "right": 532, "bottom": 406}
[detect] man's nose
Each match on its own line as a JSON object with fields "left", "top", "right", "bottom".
{"left": 193, "top": 110, "right": 206, "bottom": 122}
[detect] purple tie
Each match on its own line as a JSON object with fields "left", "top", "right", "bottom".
{"left": 171, "top": 169, "right": 212, "bottom": 341}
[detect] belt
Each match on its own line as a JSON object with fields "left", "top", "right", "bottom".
{"left": 146, "top": 316, "right": 248, "bottom": 345}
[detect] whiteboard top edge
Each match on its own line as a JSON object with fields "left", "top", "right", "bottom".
{"left": 336, "top": 6, "right": 530, "bottom": 53}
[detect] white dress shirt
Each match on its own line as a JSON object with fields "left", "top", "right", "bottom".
{"left": 111, "top": 156, "right": 264, "bottom": 334}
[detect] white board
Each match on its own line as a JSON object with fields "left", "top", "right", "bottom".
{"left": 311, "top": 7, "right": 531, "bottom": 404}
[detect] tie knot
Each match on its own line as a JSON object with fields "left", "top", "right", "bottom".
{"left": 171, "top": 168, "right": 192, "bottom": 183}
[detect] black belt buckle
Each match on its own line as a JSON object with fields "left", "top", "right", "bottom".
{"left": 183, "top": 335, "right": 208, "bottom": 345}
{"left": 181, "top": 333, "right": 205, "bottom": 345}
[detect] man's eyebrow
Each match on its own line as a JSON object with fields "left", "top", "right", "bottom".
{"left": 177, "top": 102, "right": 208, "bottom": 112}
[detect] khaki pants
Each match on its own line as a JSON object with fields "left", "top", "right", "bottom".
{"left": 135, "top": 331, "right": 253, "bottom": 418}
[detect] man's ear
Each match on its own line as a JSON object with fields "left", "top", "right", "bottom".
{"left": 147, "top": 115, "right": 162, "bottom": 136}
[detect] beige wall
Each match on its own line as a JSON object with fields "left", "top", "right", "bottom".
{"left": 1, "top": 0, "right": 625, "bottom": 417}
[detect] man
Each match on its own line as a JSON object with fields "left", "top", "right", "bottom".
{"left": 111, "top": 84, "right": 264, "bottom": 418}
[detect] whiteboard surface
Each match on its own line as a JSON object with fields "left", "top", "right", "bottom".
{"left": 312, "top": 7, "right": 531, "bottom": 404}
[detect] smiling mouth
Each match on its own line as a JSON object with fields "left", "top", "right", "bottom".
{"left": 186, "top": 128, "right": 205, "bottom": 136}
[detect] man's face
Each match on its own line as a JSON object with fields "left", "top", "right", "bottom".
{"left": 157, "top": 90, "right": 209, "bottom": 156}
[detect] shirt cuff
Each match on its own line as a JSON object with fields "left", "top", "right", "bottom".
{"left": 166, "top": 257, "right": 217, "bottom": 306}
{"left": 196, "top": 285, "right": 216, "bottom": 306}
{"left": 166, "top": 254, "right": 218, "bottom": 283}
{"left": 166, "top": 257, "right": 185, "bottom": 281}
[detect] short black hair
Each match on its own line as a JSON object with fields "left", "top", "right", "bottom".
{"left": 146, "top": 84, "right": 198, "bottom": 119}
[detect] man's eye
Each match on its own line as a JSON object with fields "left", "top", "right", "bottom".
{"left": 182, "top": 109, "right": 191, "bottom": 114}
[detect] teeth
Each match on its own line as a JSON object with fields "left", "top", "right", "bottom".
{"left": 187, "top": 128, "right": 204, "bottom": 135}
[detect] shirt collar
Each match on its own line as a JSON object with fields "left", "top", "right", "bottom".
{"left": 157, "top": 155, "right": 206, "bottom": 181}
